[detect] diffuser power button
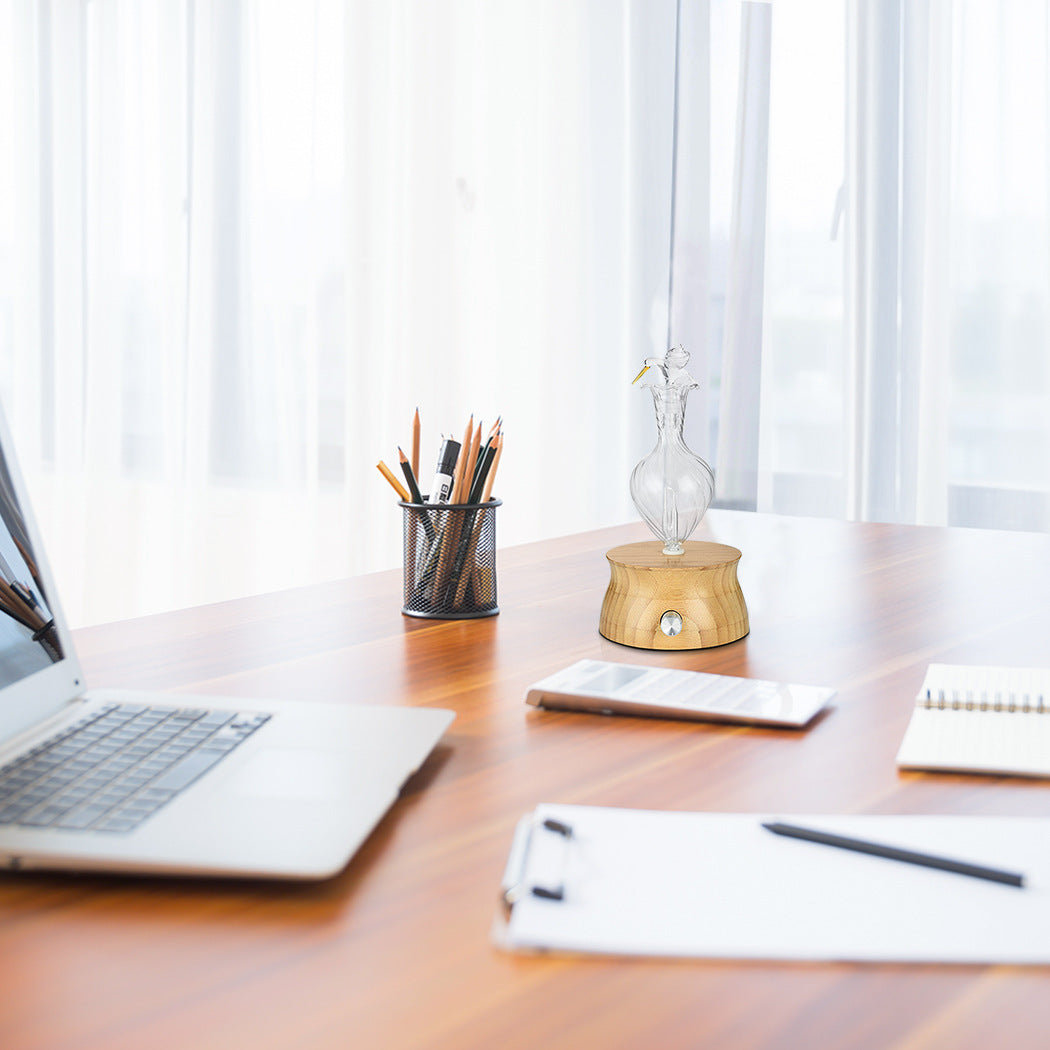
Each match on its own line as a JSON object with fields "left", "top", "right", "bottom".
{"left": 659, "top": 610, "right": 683, "bottom": 637}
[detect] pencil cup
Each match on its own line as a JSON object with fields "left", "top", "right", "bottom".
{"left": 400, "top": 498, "right": 501, "bottom": 619}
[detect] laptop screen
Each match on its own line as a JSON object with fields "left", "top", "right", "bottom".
{"left": 0, "top": 450, "right": 63, "bottom": 687}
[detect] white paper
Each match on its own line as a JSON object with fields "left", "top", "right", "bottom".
{"left": 897, "top": 664, "right": 1050, "bottom": 776}
{"left": 498, "top": 805, "right": 1050, "bottom": 963}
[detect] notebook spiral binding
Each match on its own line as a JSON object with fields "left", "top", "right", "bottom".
{"left": 920, "top": 688, "right": 1047, "bottom": 713}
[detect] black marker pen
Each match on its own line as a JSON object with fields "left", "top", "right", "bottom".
{"left": 428, "top": 439, "right": 460, "bottom": 503}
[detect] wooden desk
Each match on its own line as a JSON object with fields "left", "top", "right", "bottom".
{"left": 4, "top": 510, "right": 1050, "bottom": 1050}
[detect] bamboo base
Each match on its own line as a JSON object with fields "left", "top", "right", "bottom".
{"left": 599, "top": 540, "right": 749, "bottom": 650}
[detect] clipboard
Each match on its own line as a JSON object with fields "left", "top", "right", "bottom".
{"left": 494, "top": 805, "right": 1050, "bottom": 963}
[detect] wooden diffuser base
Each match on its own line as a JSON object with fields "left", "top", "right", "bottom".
{"left": 599, "top": 540, "right": 749, "bottom": 650}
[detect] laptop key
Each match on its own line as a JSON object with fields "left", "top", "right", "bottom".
{"left": 56, "top": 806, "right": 111, "bottom": 830}
{"left": 0, "top": 703, "right": 268, "bottom": 831}
{"left": 95, "top": 817, "right": 139, "bottom": 833}
{"left": 148, "top": 749, "right": 227, "bottom": 793}
{"left": 0, "top": 802, "right": 35, "bottom": 822}
{"left": 22, "top": 805, "right": 72, "bottom": 827}
{"left": 197, "top": 712, "right": 234, "bottom": 729}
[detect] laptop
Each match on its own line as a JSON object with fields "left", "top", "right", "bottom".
{"left": 0, "top": 405, "right": 453, "bottom": 879}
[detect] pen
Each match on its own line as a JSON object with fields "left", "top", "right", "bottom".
{"left": 761, "top": 821, "right": 1025, "bottom": 888}
{"left": 428, "top": 438, "right": 460, "bottom": 504}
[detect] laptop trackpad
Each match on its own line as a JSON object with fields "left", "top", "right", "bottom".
{"left": 233, "top": 748, "right": 346, "bottom": 801}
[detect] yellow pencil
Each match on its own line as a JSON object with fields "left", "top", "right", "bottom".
{"left": 459, "top": 430, "right": 504, "bottom": 607}
{"left": 411, "top": 407, "right": 421, "bottom": 481}
{"left": 463, "top": 422, "right": 482, "bottom": 503}
{"left": 451, "top": 415, "right": 474, "bottom": 503}
{"left": 376, "top": 460, "right": 410, "bottom": 502}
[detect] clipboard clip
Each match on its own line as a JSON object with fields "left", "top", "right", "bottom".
{"left": 501, "top": 816, "right": 574, "bottom": 912}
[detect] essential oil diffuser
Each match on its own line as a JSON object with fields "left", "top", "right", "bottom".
{"left": 599, "top": 347, "right": 749, "bottom": 650}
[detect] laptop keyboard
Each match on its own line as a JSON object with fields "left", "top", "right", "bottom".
{"left": 0, "top": 703, "right": 270, "bottom": 834}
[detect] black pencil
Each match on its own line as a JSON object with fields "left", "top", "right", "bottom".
{"left": 472, "top": 418, "right": 501, "bottom": 489}
{"left": 467, "top": 443, "right": 496, "bottom": 505}
{"left": 762, "top": 821, "right": 1025, "bottom": 888}
{"left": 397, "top": 447, "right": 425, "bottom": 503}
{"left": 398, "top": 447, "right": 436, "bottom": 541}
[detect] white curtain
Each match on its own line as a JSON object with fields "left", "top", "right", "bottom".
{"left": 4, "top": 0, "right": 1049, "bottom": 627}
{"left": 1, "top": 0, "right": 681, "bottom": 626}
{"left": 699, "top": 0, "right": 1050, "bottom": 532}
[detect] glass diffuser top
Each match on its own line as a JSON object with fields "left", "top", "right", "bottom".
{"left": 629, "top": 346, "right": 715, "bottom": 555}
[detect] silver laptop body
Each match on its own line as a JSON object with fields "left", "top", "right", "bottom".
{"left": 0, "top": 406, "right": 452, "bottom": 879}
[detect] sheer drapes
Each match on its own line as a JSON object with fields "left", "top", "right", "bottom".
{"left": 709, "top": 1, "right": 770, "bottom": 510}
{"left": 4, "top": 0, "right": 1049, "bottom": 627}
{"left": 2, "top": 1, "right": 353, "bottom": 625}
{"left": 342, "top": 1, "right": 678, "bottom": 577}
{"left": 1, "top": 0, "right": 679, "bottom": 625}
{"left": 699, "top": 0, "right": 1050, "bottom": 532}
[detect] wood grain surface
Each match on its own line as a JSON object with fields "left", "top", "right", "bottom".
{"left": 599, "top": 539, "right": 749, "bottom": 648}
{"left": 4, "top": 509, "right": 1050, "bottom": 1050}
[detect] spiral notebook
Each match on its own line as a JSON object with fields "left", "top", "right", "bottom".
{"left": 896, "top": 664, "right": 1050, "bottom": 778}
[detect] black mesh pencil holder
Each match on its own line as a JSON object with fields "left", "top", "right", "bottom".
{"left": 401, "top": 498, "right": 501, "bottom": 619}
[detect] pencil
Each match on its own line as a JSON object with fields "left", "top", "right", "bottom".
{"left": 466, "top": 431, "right": 503, "bottom": 605}
{"left": 468, "top": 423, "right": 500, "bottom": 504}
{"left": 473, "top": 417, "right": 500, "bottom": 490}
{"left": 376, "top": 460, "right": 410, "bottom": 502}
{"left": 435, "top": 415, "right": 474, "bottom": 600}
{"left": 12, "top": 536, "right": 38, "bottom": 581}
{"left": 411, "top": 407, "right": 421, "bottom": 481}
{"left": 463, "top": 422, "right": 482, "bottom": 502}
{"left": 761, "top": 821, "right": 1025, "bottom": 888}
{"left": 451, "top": 415, "right": 474, "bottom": 503}
{"left": 0, "top": 602, "right": 35, "bottom": 631}
{"left": 467, "top": 445, "right": 495, "bottom": 504}
{"left": 481, "top": 430, "right": 503, "bottom": 502}
{"left": 483, "top": 416, "right": 501, "bottom": 451}
{"left": 457, "top": 430, "right": 504, "bottom": 607}
{"left": 397, "top": 447, "right": 424, "bottom": 504}
{"left": 0, "top": 577, "right": 43, "bottom": 629}
{"left": 399, "top": 447, "right": 436, "bottom": 542}
{"left": 447, "top": 421, "right": 483, "bottom": 597}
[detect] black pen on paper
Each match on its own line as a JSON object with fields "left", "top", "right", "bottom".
{"left": 761, "top": 821, "right": 1025, "bottom": 888}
